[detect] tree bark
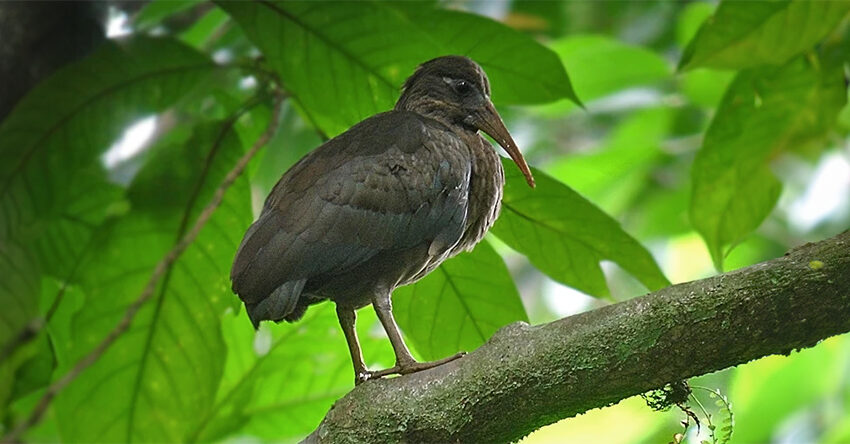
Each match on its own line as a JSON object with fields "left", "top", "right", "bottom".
{"left": 0, "top": 1, "right": 106, "bottom": 121}
{"left": 304, "top": 230, "right": 850, "bottom": 443}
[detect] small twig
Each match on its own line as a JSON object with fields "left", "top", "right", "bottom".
{"left": 2, "top": 91, "right": 285, "bottom": 443}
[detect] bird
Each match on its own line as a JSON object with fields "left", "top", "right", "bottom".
{"left": 230, "top": 55, "right": 535, "bottom": 384}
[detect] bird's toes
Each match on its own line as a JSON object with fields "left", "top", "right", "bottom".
{"left": 355, "top": 371, "right": 374, "bottom": 385}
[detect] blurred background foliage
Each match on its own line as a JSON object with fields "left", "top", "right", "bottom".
{"left": 1, "top": 0, "right": 849, "bottom": 443}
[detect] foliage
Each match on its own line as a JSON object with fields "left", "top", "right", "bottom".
{"left": 0, "top": 0, "right": 848, "bottom": 443}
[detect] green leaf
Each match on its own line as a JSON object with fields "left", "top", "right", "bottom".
{"left": 679, "top": 69, "right": 736, "bottom": 108}
{"left": 492, "top": 161, "right": 670, "bottom": 298}
{"left": 553, "top": 35, "right": 670, "bottom": 103}
{"left": 676, "top": 2, "right": 716, "bottom": 49}
{"left": 220, "top": 0, "right": 578, "bottom": 136}
{"left": 690, "top": 55, "right": 846, "bottom": 269}
{"left": 393, "top": 240, "right": 528, "bottom": 361}
{"left": 0, "top": 37, "right": 219, "bottom": 362}
{"left": 10, "top": 334, "right": 56, "bottom": 401}
{"left": 0, "top": 37, "right": 216, "bottom": 240}
{"left": 546, "top": 107, "right": 672, "bottom": 215}
{"left": 728, "top": 336, "right": 844, "bottom": 443}
{"left": 178, "top": 6, "right": 230, "bottom": 49}
{"left": 189, "top": 304, "right": 394, "bottom": 442}
{"left": 134, "top": 0, "right": 205, "bottom": 30}
{"left": 679, "top": 0, "right": 850, "bottom": 71}
{"left": 628, "top": 185, "right": 692, "bottom": 240}
{"left": 533, "top": 35, "right": 670, "bottom": 116}
{"left": 0, "top": 240, "right": 40, "bottom": 353}
{"left": 52, "top": 122, "right": 253, "bottom": 443}
{"left": 0, "top": 239, "right": 41, "bottom": 417}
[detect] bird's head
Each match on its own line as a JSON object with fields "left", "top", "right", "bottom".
{"left": 396, "top": 56, "right": 535, "bottom": 187}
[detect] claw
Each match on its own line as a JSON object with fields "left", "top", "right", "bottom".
{"left": 355, "top": 371, "right": 373, "bottom": 385}
{"left": 357, "top": 352, "right": 465, "bottom": 384}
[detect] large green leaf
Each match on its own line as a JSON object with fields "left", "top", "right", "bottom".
{"left": 189, "top": 305, "right": 394, "bottom": 442}
{"left": 0, "top": 37, "right": 218, "bottom": 360}
{"left": 52, "top": 122, "right": 253, "bottom": 443}
{"left": 393, "top": 240, "right": 527, "bottom": 361}
{"left": 690, "top": 55, "right": 846, "bottom": 269}
{"left": 220, "top": 0, "right": 578, "bottom": 136}
{"left": 0, "top": 37, "right": 218, "bottom": 422}
{"left": 532, "top": 34, "right": 670, "bottom": 116}
{"left": 0, "top": 37, "right": 216, "bottom": 240}
{"left": 492, "top": 161, "right": 670, "bottom": 298}
{"left": 679, "top": 0, "right": 850, "bottom": 71}
{"left": 185, "top": 303, "right": 393, "bottom": 441}
{"left": 553, "top": 35, "right": 670, "bottom": 103}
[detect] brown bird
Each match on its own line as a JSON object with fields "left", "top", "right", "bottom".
{"left": 231, "top": 55, "right": 535, "bottom": 384}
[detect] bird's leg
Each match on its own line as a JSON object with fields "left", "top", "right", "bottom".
{"left": 335, "top": 305, "right": 370, "bottom": 385}
{"left": 370, "top": 291, "right": 464, "bottom": 378}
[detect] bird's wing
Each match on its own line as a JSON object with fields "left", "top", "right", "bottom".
{"left": 231, "top": 111, "right": 472, "bottom": 303}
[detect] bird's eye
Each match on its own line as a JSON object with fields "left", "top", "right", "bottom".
{"left": 453, "top": 80, "right": 474, "bottom": 96}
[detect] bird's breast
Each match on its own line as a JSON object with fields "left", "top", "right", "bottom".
{"left": 451, "top": 134, "right": 505, "bottom": 255}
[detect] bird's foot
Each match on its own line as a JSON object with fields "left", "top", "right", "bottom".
{"left": 355, "top": 352, "right": 465, "bottom": 385}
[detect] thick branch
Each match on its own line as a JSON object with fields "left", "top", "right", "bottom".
{"left": 306, "top": 230, "right": 850, "bottom": 443}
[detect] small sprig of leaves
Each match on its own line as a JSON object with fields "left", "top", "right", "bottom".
{"left": 644, "top": 382, "right": 733, "bottom": 444}
{"left": 690, "top": 386, "right": 734, "bottom": 444}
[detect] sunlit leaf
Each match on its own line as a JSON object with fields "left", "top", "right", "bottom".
{"left": 190, "top": 305, "right": 394, "bottom": 442}
{"left": 220, "top": 0, "right": 578, "bottom": 136}
{"left": 728, "top": 336, "right": 845, "bottom": 443}
{"left": 547, "top": 107, "right": 672, "bottom": 215}
{"left": 675, "top": 1, "right": 716, "bottom": 49}
{"left": 178, "top": 6, "right": 230, "bottom": 49}
{"left": 53, "top": 122, "right": 252, "bottom": 443}
{"left": 679, "top": 69, "right": 735, "bottom": 108}
{"left": 492, "top": 161, "right": 670, "bottom": 298}
{"left": 393, "top": 240, "right": 527, "bottom": 361}
{"left": 134, "top": 0, "right": 205, "bottom": 31}
{"left": 0, "top": 38, "right": 219, "bottom": 363}
{"left": 0, "top": 37, "right": 216, "bottom": 240}
{"left": 534, "top": 35, "right": 670, "bottom": 116}
{"left": 626, "top": 184, "right": 691, "bottom": 241}
{"left": 679, "top": 0, "right": 850, "bottom": 70}
{"left": 553, "top": 35, "right": 670, "bottom": 103}
{"left": 690, "top": 55, "right": 846, "bottom": 269}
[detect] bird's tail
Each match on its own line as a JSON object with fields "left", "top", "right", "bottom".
{"left": 245, "top": 278, "right": 307, "bottom": 329}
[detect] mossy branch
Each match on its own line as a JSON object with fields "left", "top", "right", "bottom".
{"left": 305, "top": 230, "right": 850, "bottom": 443}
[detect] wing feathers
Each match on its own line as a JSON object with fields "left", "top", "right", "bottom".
{"left": 230, "top": 111, "right": 473, "bottom": 313}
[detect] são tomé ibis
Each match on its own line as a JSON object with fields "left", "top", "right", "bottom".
{"left": 231, "top": 55, "right": 535, "bottom": 384}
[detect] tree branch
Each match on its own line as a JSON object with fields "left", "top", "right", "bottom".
{"left": 2, "top": 91, "right": 286, "bottom": 444}
{"left": 305, "top": 230, "right": 850, "bottom": 443}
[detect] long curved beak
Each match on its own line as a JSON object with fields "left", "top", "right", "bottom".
{"left": 473, "top": 101, "right": 535, "bottom": 188}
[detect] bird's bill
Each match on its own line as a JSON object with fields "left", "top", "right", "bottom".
{"left": 474, "top": 102, "right": 535, "bottom": 188}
